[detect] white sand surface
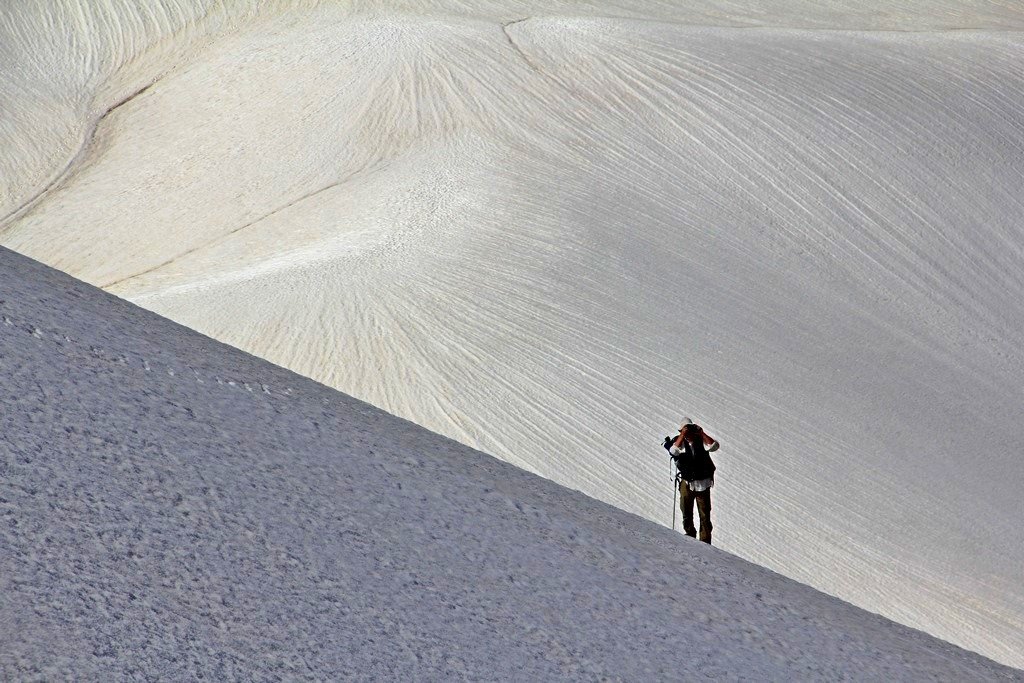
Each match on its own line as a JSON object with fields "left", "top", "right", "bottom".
{"left": 2, "top": 1, "right": 1024, "bottom": 667}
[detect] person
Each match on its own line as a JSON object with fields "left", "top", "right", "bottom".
{"left": 663, "top": 419, "right": 720, "bottom": 544}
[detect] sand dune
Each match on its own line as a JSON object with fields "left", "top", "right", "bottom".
{"left": 3, "top": 1, "right": 1024, "bottom": 666}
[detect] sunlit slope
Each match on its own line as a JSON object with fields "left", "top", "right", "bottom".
{"left": 3, "top": 2, "right": 1024, "bottom": 668}
{"left": 4, "top": 0, "right": 1024, "bottom": 224}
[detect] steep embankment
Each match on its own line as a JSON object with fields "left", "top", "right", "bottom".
{"left": 3, "top": 1, "right": 1024, "bottom": 666}
{"left": 1, "top": 247, "right": 1020, "bottom": 679}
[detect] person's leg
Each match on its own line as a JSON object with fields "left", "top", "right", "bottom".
{"left": 680, "top": 482, "right": 696, "bottom": 538}
{"left": 696, "top": 489, "right": 713, "bottom": 544}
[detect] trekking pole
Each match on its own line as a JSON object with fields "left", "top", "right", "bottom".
{"left": 672, "top": 477, "right": 677, "bottom": 531}
{"left": 670, "top": 459, "right": 679, "bottom": 531}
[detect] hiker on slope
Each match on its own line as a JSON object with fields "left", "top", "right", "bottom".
{"left": 663, "top": 419, "right": 720, "bottom": 544}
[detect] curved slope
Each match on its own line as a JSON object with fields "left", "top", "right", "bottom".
{"left": 2, "top": 247, "right": 1022, "bottom": 679}
{"left": 3, "top": 2, "right": 1024, "bottom": 667}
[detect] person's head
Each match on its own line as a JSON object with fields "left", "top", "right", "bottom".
{"left": 682, "top": 422, "right": 703, "bottom": 442}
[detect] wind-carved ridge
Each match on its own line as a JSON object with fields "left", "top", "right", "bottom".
{"left": 500, "top": 18, "right": 546, "bottom": 76}
{"left": 102, "top": 174, "right": 360, "bottom": 290}
{"left": 0, "top": 80, "right": 158, "bottom": 233}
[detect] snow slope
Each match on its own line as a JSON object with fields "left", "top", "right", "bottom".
{"left": 3, "top": 0, "right": 1024, "bottom": 667}
{"left": 1, "top": 246, "right": 1020, "bottom": 679}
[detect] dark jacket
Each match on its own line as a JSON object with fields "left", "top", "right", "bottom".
{"left": 663, "top": 433, "right": 716, "bottom": 481}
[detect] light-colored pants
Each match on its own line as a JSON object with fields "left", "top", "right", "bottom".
{"left": 680, "top": 482, "right": 712, "bottom": 544}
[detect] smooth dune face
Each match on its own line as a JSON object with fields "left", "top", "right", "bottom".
{"left": 3, "top": 1, "right": 1024, "bottom": 667}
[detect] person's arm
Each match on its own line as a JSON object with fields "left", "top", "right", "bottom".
{"left": 703, "top": 432, "right": 720, "bottom": 453}
{"left": 673, "top": 432, "right": 687, "bottom": 450}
